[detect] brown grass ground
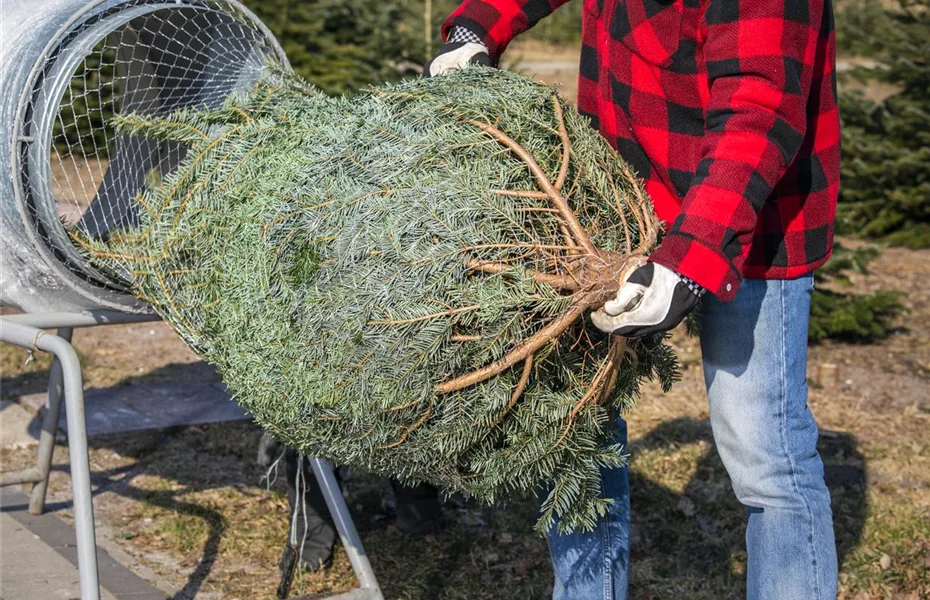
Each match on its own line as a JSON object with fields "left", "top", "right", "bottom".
{"left": 1, "top": 49, "right": 927, "bottom": 600}
{"left": 2, "top": 242, "right": 927, "bottom": 600}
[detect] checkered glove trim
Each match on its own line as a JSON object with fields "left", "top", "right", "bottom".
{"left": 447, "top": 26, "right": 484, "bottom": 45}
{"left": 679, "top": 274, "right": 705, "bottom": 298}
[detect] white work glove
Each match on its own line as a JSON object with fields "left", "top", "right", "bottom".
{"left": 425, "top": 27, "right": 491, "bottom": 77}
{"left": 591, "top": 263, "right": 703, "bottom": 338}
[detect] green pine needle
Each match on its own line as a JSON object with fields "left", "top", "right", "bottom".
{"left": 89, "top": 67, "right": 677, "bottom": 533}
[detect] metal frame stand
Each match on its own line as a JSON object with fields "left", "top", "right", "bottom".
{"left": 0, "top": 311, "right": 382, "bottom": 600}
{"left": 308, "top": 458, "right": 383, "bottom": 600}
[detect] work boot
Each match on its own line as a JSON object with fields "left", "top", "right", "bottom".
{"left": 276, "top": 448, "right": 338, "bottom": 598}
{"left": 257, "top": 434, "right": 337, "bottom": 571}
{"left": 256, "top": 432, "right": 284, "bottom": 471}
{"left": 284, "top": 447, "right": 338, "bottom": 570}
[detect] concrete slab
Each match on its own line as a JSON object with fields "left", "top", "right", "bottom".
{"left": 0, "top": 401, "right": 41, "bottom": 449}
{"left": 16, "top": 382, "right": 248, "bottom": 438}
{"left": 1, "top": 488, "right": 167, "bottom": 600}
{"left": 120, "top": 382, "right": 243, "bottom": 428}
{"left": 1, "top": 513, "right": 119, "bottom": 600}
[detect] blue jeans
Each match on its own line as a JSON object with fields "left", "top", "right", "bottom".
{"left": 547, "top": 276, "right": 838, "bottom": 599}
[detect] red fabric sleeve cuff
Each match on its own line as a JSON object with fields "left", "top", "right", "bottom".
{"left": 440, "top": 20, "right": 457, "bottom": 42}
{"left": 441, "top": 7, "right": 511, "bottom": 60}
{"left": 648, "top": 233, "right": 742, "bottom": 302}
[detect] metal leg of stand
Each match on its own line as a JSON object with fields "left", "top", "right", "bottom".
{"left": 0, "top": 319, "right": 101, "bottom": 600}
{"left": 309, "top": 458, "right": 384, "bottom": 600}
{"left": 29, "top": 327, "right": 73, "bottom": 515}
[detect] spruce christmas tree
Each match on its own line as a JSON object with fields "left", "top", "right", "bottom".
{"left": 809, "top": 244, "right": 902, "bottom": 342}
{"left": 84, "top": 68, "right": 678, "bottom": 533}
{"left": 836, "top": 0, "right": 930, "bottom": 248}
{"left": 243, "top": 0, "right": 422, "bottom": 94}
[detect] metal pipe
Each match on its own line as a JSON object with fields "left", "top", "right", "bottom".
{"left": 0, "top": 318, "right": 100, "bottom": 600}
{"left": 2, "top": 310, "right": 158, "bottom": 329}
{"left": 0, "top": 314, "right": 382, "bottom": 600}
{"left": 0, "top": 467, "right": 41, "bottom": 485}
{"left": 309, "top": 458, "right": 383, "bottom": 600}
{"left": 294, "top": 590, "right": 383, "bottom": 600}
{"left": 29, "top": 327, "right": 73, "bottom": 515}
{"left": 1, "top": 0, "right": 289, "bottom": 315}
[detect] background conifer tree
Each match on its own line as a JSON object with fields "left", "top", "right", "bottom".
{"left": 244, "top": 0, "right": 423, "bottom": 94}
{"left": 835, "top": 0, "right": 930, "bottom": 248}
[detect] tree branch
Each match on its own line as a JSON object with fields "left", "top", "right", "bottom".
{"left": 552, "top": 98, "right": 572, "bottom": 193}
{"left": 435, "top": 303, "right": 586, "bottom": 394}
{"left": 488, "top": 354, "right": 534, "bottom": 428}
{"left": 367, "top": 304, "right": 481, "bottom": 326}
{"left": 466, "top": 259, "right": 581, "bottom": 291}
{"left": 467, "top": 118, "right": 599, "bottom": 257}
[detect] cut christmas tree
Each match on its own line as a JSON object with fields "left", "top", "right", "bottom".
{"left": 83, "top": 68, "right": 678, "bottom": 533}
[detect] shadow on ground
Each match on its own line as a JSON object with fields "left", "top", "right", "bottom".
{"left": 626, "top": 417, "right": 868, "bottom": 597}
{"left": 4, "top": 360, "right": 869, "bottom": 599}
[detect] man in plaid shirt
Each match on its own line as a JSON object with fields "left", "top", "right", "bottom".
{"left": 428, "top": 0, "right": 840, "bottom": 597}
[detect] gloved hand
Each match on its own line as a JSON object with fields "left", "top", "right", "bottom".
{"left": 424, "top": 26, "right": 491, "bottom": 77}
{"left": 591, "top": 262, "right": 703, "bottom": 337}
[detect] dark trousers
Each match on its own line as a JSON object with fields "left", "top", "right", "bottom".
{"left": 262, "top": 437, "right": 444, "bottom": 565}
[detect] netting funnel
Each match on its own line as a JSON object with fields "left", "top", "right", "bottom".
{"left": 0, "top": 0, "right": 287, "bottom": 313}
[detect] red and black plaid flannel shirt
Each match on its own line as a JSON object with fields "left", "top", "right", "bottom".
{"left": 443, "top": 0, "right": 840, "bottom": 300}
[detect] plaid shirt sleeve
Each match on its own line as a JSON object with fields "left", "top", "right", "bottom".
{"left": 442, "top": 0, "right": 571, "bottom": 59}
{"left": 648, "top": 0, "right": 827, "bottom": 301}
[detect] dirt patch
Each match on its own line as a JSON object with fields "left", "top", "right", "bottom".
{"left": 2, "top": 52, "right": 928, "bottom": 600}
{"left": 50, "top": 155, "right": 109, "bottom": 225}
{"left": 3, "top": 240, "right": 927, "bottom": 599}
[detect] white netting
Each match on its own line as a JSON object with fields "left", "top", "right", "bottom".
{"left": 22, "top": 0, "right": 284, "bottom": 287}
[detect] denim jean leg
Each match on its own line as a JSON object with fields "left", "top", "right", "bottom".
{"left": 546, "top": 418, "right": 631, "bottom": 600}
{"left": 700, "top": 276, "right": 837, "bottom": 600}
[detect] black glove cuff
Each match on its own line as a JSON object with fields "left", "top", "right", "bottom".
{"left": 679, "top": 274, "right": 705, "bottom": 298}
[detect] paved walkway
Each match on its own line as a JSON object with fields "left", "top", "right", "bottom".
{"left": 1, "top": 375, "right": 249, "bottom": 600}
{"left": 1, "top": 510, "right": 119, "bottom": 600}
{"left": 1, "top": 488, "right": 163, "bottom": 600}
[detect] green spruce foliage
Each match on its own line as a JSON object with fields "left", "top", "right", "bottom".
{"left": 835, "top": 0, "right": 930, "bottom": 248}
{"left": 809, "top": 244, "right": 903, "bottom": 342}
{"left": 87, "top": 68, "right": 677, "bottom": 534}
{"left": 243, "top": 0, "right": 423, "bottom": 95}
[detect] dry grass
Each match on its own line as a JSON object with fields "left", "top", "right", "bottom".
{"left": 2, "top": 245, "right": 927, "bottom": 599}
{"left": 2, "top": 46, "right": 928, "bottom": 598}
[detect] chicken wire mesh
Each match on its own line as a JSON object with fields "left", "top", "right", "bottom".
{"left": 20, "top": 0, "right": 286, "bottom": 289}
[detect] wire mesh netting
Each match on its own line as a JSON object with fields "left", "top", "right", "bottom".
{"left": 20, "top": 0, "right": 285, "bottom": 288}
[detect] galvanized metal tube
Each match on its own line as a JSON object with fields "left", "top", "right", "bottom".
{"left": 309, "top": 458, "right": 384, "bottom": 600}
{"left": 29, "top": 327, "right": 73, "bottom": 515}
{"left": 2, "top": 310, "right": 159, "bottom": 329}
{"left": 0, "top": 318, "right": 100, "bottom": 600}
{"left": 1, "top": 0, "right": 288, "bottom": 314}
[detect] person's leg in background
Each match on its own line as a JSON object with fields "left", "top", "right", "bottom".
{"left": 391, "top": 480, "right": 446, "bottom": 535}
{"left": 257, "top": 435, "right": 339, "bottom": 571}
{"left": 282, "top": 446, "right": 339, "bottom": 569}
{"left": 546, "top": 417, "right": 631, "bottom": 600}
{"left": 257, "top": 432, "right": 445, "bottom": 571}
{"left": 700, "top": 276, "right": 837, "bottom": 600}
